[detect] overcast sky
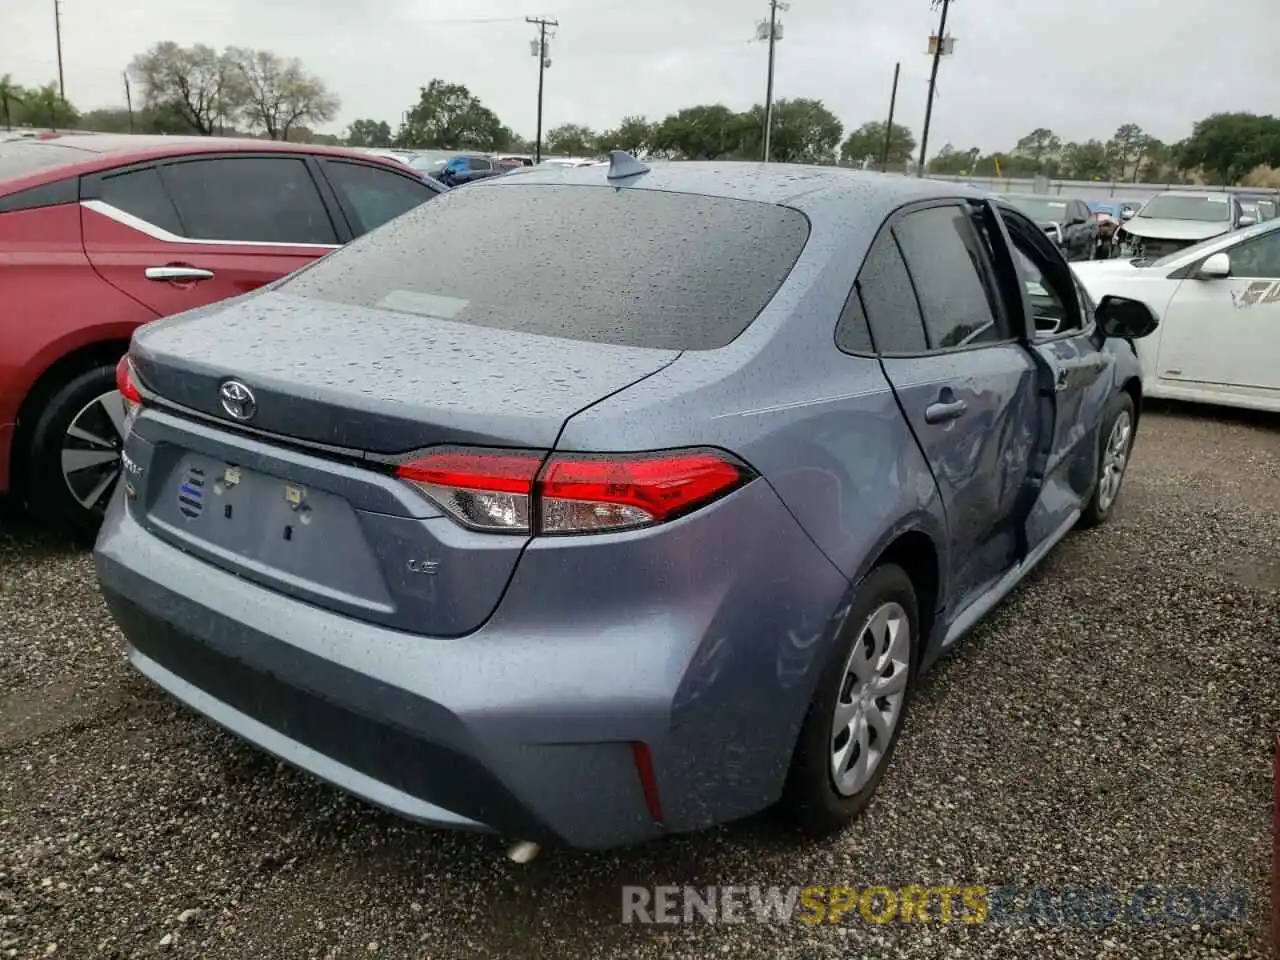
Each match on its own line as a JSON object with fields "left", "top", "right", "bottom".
{"left": 4, "top": 0, "right": 1278, "bottom": 151}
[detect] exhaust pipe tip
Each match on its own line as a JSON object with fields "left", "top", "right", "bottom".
{"left": 507, "top": 840, "right": 542, "bottom": 864}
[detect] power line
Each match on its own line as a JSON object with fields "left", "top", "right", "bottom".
{"left": 755, "top": 0, "right": 788, "bottom": 163}
{"left": 526, "top": 16, "right": 558, "bottom": 163}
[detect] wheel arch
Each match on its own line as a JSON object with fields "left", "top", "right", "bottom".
{"left": 866, "top": 528, "right": 942, "bottom": 673}
{"left": 8, "top": 335, "right": 132, "bottom": 492}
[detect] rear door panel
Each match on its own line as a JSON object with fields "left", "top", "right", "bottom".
{"left": 80, "top": 156, "right": 338, "bottom": 318}
{"left": 860, "top": 203, "right": 1042, "bottom": 614}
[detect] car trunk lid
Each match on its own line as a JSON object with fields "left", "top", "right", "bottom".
{"left": 125, "top": 290, "right": 680, "bottom": 636}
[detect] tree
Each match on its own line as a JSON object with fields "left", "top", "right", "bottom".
{"left": 926, "top": 144, "right": 981, "bottom": 176}
{"left": 0, "top": 75, "right": 24, "bottom": 132}
{"left": 742, "top": 98, "right": 843, "bottom": 164}
{"left": 226, "top": 48, "right": 338, "bottom": 141}
{"left": 1106, "top": 123, "right": 1153, "bottom": 181}
{"left": 545, "top": 123, "right": 596, "bottom": 156}
{"left": 128, "top": 42, "right": 246, "bottom": 135}
{"left": 1014, "top": 127, "right": 1061, "bottom": 167}
{"left": 397, "top": 79, "right": 506, "bottom": 150}
{"left": 1176, "top": 113, "right": 1280, "bottom": 185}
{"left": 345, "top": 118, "right": 392, "bottom": 147}
{"left": 651, "top": 105, "right": 748, "bottom": 160}
{"left": 840, "top": 121, "right": 915, "bottom": 168}
{"left": 1059, "top": 140, "right": 1112, "bottom": 181}
{"left": 23, "top": 82, "right": 78, "bottom": 130}
{"left": 597, "top": 115, "right": 653, "bottom": 156}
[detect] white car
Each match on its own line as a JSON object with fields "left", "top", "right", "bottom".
{"left": 1073, "top": 218, "right": 1280, "bottom": 413}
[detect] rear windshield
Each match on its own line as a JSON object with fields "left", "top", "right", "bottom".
{"left": 0, "top": 141, "right": 91, "bottom": 181}
{"left": 280, "top": 183, "right": 811, "bottom": 350}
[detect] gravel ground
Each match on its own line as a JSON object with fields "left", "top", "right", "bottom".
{"left": 1, "top": 403, "right": 1277, "bottom": 960}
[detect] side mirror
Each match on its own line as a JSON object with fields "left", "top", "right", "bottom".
{"left": 1095, "top": 295, "right": 1159, "bottom": 340}
{"left": 1120, "top": 209, "right": 1135, "bottom": 220}
{"left": 1239, "top": 215, "right": 1256, "bottom": 227}
{"left": 1196, "top": 252, "right": 1231, "bottom": 279}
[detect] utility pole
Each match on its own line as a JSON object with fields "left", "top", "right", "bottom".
{"left": 917, "top": 0, "right": 954, "bottom": 176}
{"left": 756, "top": 0, "right": 788, "bottom": 163}
{"left": 526, "top": 16, "right": 557, "bottom": 164}
{"left": 123, "top": 72, "right": 134, "bottom": 133}
{"left": 53, "top": 0, "right": 66, "bottom": 103}
{"left": 881, "top": 62, "right": 901, "bottom": 172}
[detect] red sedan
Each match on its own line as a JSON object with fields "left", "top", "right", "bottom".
{"left": 0, "top": 133, "right": 445, "bottom": 534}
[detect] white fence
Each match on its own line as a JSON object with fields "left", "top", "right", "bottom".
{"left": 915, "top": 174, "right": 1280, "bottom": 203}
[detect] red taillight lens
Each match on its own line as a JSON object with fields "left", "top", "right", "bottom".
{"left": 539, "top": 451, "right": 749, "bottom": 534}
{"left": 116, "top": 356, "right": 142, "bottom": 407}
{"left": 395, "top": 446, "right": 752, "bottom": 535}
{"left": 396, "top": 448, "right": 542, "bottom": 532}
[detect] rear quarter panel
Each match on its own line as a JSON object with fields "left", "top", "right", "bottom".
{"left": 0, "top": 202, "right": 158, "bottom": 491}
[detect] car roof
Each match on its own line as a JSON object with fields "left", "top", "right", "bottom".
{"left": 0, "top": 134, "right": 411, "bottom": 196}
{"left": 485, "top": 160, "right": 986, "bottom": 216}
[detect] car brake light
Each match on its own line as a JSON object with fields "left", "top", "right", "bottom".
{"left": 116, "top": 356, "right": 142, "bottom": 408}
{"left": 394, "top": 447, "right": 752, "bottom": 535}
{"left": 539, "top": 451, "right": 749, "bottom": 533}
{"left": 396, "top": 448, "right": 542, "bottom": 532}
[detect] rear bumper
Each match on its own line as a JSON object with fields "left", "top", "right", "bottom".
{"left": 94, "top": 476, "right": 850, "bottom": 850}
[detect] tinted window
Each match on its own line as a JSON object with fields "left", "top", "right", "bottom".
{"left": 894, "top": 206, "right": 1002, "bottom": 350}
{"left": 160, "top": 157, "right": 338, "bottom": 244}
{"left": 467, "top": 157, "right": 491, "bottom": 171}
{"left": 323, "top": 161, "right": 436, "bottom": 235}
{"left": 834, "top": 287, "right": 874, "bottom": 354}
{"left": 281, "top": 184, "right": 810, "bottom": 350}
{"left": 856, "top": 233, "right": 927, "bottom": 354}
{"left": 97, "top": 166, "right": 183, "bottom": 235}
{"left": 1229, "top": 230, "right": 1280, "bottom": 278}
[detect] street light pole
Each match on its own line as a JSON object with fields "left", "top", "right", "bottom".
{"left": 759, "top": 0, "right": 788, "bottom": 163}
{"left": 881, "top": 62, "right": 901, "bottom": 172}
{"left": 526, "top": 16, "right": 558, "bottom": 164}
{"left": 53, "top": 0, "right": 65, "bottom": 103}
{"left": 917, "top": 0, "right": 954, "bottom": 176}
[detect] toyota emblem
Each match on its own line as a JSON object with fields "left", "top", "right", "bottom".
{"left": 218, "top": 380, "right": 257, "bottom": 421}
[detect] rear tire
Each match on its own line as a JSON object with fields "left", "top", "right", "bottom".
{"left": 1079, "top": 391, "right": 1136, "bottom": 529}
{"left": 20, "top": 362, "right": 126, "bottom": 540}
{"left": 780, "top": 563, "right": 918, "bottom": 836}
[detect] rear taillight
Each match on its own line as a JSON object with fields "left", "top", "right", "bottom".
{"left": 395, "top": 447, "right": 752, "bottom": 535}
{"left": 116, "top": 356, "right": 142, "bottom": 409}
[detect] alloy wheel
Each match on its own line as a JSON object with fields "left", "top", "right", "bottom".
{"left": 830, "top": 601, "right": 910, "bottom": 796}
{"left": 60, "top": 390, "right": 127, "bottom": 514}
{"left": 1096, "top": 410, "right": 1132, "bottom": 514}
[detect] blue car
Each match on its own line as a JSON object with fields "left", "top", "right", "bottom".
{"left": 95, "top": 156, "right": 1159, "bottom": 852}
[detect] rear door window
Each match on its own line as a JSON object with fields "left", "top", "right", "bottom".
{"left": 893, "top": 204, "right": 1004, "bottom": 350}
{"left": 321, "top": 160, "right": 439, "bottom": 235}
{"left": 854, "top": 233, "right": 927, "bottom": 354}
{"left": 159, "top": 156, "right": 338, "bottom": 245}
{"left": 96, "top": 166, "right": 184, "bottom": 235}
{"left": 280, "top": 184, "right": 810, "bottom": 350}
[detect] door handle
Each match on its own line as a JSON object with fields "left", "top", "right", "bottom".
{"left": 145, "top": 266, "right": 214, "bottom": 282}
{"left": 924, "top": 399, "right": 968, "bottom": 424}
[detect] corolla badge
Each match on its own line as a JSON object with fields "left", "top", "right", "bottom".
{"left": 219, "top": 380, "right": 257, "bottom": 420}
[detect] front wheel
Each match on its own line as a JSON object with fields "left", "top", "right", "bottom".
{"left": 1079, "top": 392, "right": 1136, "bottom": 529}
{"left": 20, "top": 362, "right": 127, "bottom": 539}
{"left": 780, "top": 563, "right": 917, "bottom": 836}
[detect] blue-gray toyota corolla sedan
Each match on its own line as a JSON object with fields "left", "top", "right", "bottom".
{"left": 95, "top": 154, "right": 1159, "bottom": 851}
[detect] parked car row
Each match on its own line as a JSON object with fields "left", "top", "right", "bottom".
{"left": 0, "top": 134, "right": 447, "bottom": 533}
{"left": 1073, "top": 212, "right": 1280, "bottom": 414}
